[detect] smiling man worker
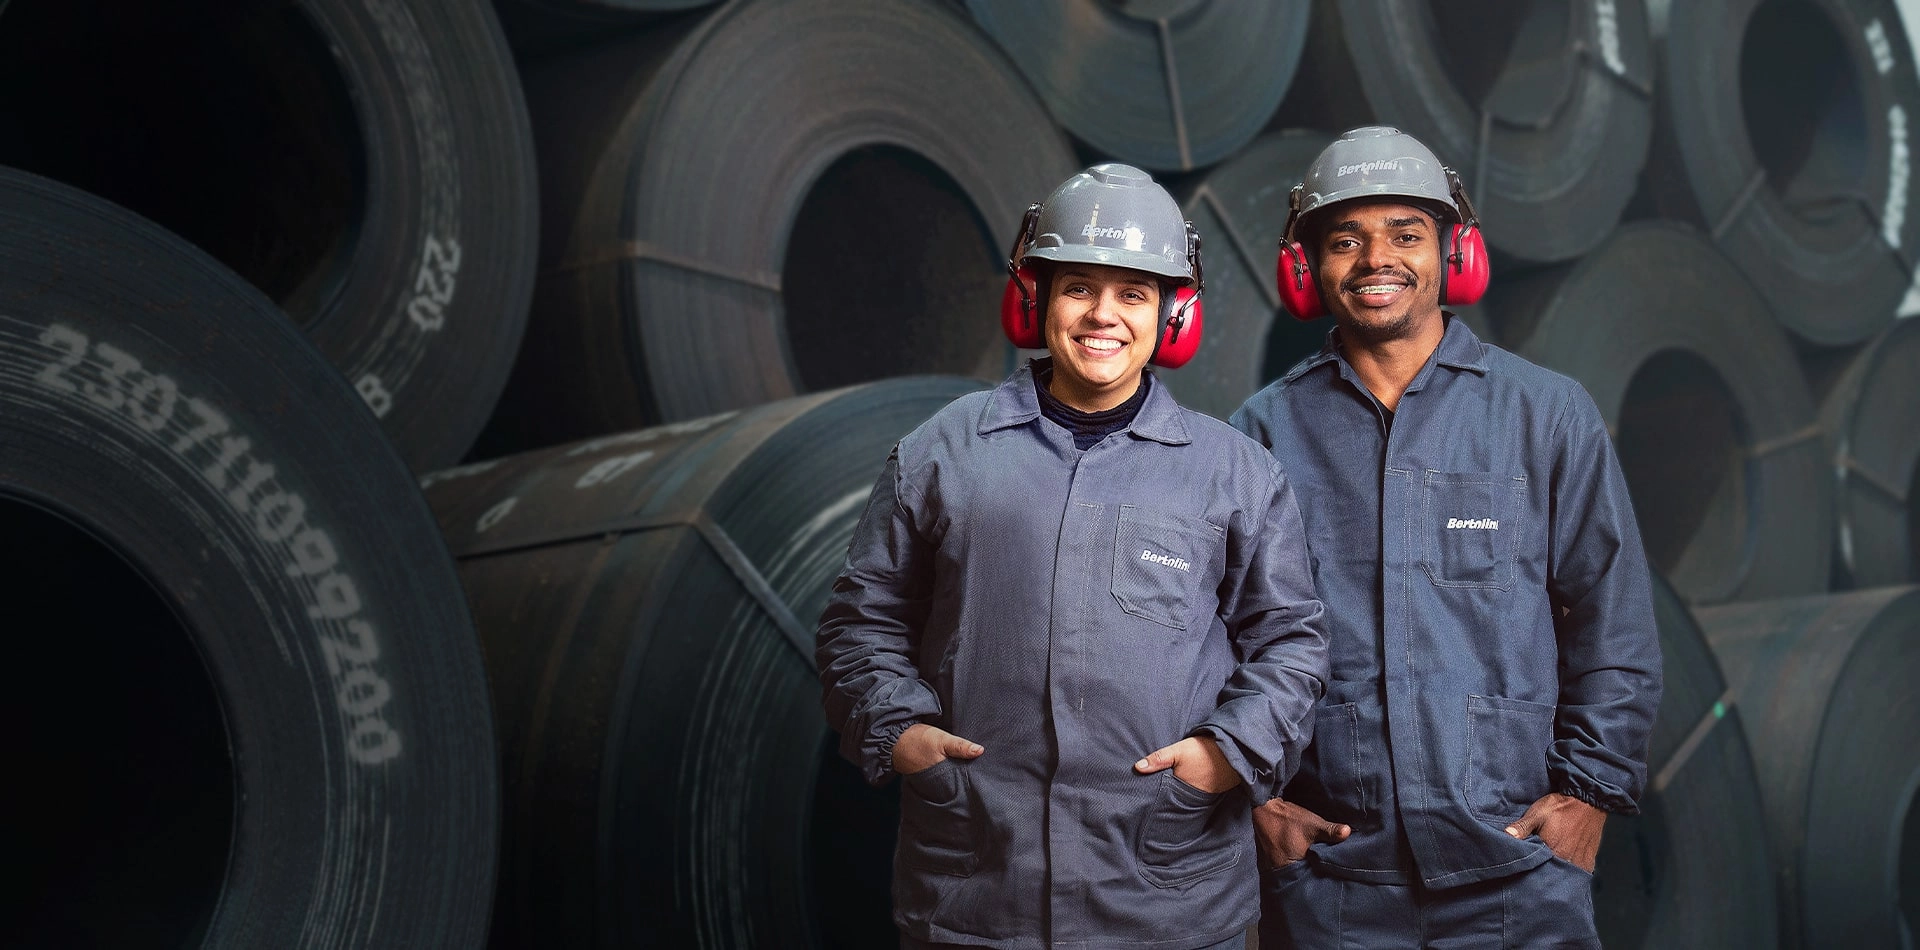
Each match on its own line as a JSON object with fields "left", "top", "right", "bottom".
{"left": 818, "top": 163, "right": 1329, "bottom": 949}
{"left": 1231, "top": 126, "right": 1663, "bottom": 948}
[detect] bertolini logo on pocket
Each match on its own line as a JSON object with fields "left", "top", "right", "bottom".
{"left": 1139, "top": 548, "right": 1193, "bottom": 572}
{"left": 1445, "top": 518, "right": 1500, "bottom": 530}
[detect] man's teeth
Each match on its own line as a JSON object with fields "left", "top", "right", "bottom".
{"left": 1356, "top": 284, "right": 1403, "bottom": 294}
{"left": 1080, "top": 338, "right": 1122, "bottom": 351}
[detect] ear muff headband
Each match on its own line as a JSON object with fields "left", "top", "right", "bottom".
{"left": 1275, "top": 169, "right": 1490, "bottom": 322}
{"left": 999, "top": 203, "right": 1045, "bottom": 349}
{"left": 999, "top": 208, "right": 1207, "bottom": 368}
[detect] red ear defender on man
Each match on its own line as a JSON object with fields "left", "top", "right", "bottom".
{"left": 999, "top": 163, "right": 1205, "bottom": 367}
{"left": 1275, "top": 125, "right": 1490, "bottom": 320}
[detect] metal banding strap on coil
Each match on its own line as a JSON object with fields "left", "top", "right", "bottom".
{"left": 1697, "top": 587, "right": 1920, "bottom": 950}
{"left": 480, "top": 0, "right": 1073, "bottom": 456}
{"left": 1287, "top": 0, "right": 1655, "bottom": 263}
{"left": 425, "top": 376, "right": 986, "bottom": 949}
{"left": 0, "top": 0, "right": 539, "bottom": 472}
{"left": 1644, "top": 0, "right": 1920, "bottom": 346}
{"left": 0, "top": 168, "right": 498, "bottom": 948}
{"left": 960, "top": 0, "right": 1310, "bottom": 172}
{"left": 491, "top": 0, "right": 721, "bottom": 57}
{"left": 1591, "top": 574, "right": 1777, "bottom": 949}
{"left": 1820, "top": 319, "right": 1920, "bottom": 588}
{"left": 1173, "top": 129, "right": 1501, "bottom": 420}
{"left": 1497, "top": 221, "right": 1830, "bottom": 606}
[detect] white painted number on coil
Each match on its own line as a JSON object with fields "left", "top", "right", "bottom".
{"left": 477, "top": 496, "right": 518, "bottom": 532}
{"left": 1594, "top": 0, "right": 1626, "bottom": 76}
{"left": 1888, "top": 104, "right": 1910, "bottom": 249}
{"left": 406, "top": 235, "right": 462, "bottom": 332}
{"left": 355, "top": 373, "right": 394, "bottom": 418}
{"left": 575, "top": 450, "right": 655, "bottom": 489}
{"left": 30, "top": 322, "right": 404, "bottom": 766}
{"left": 1867, "top": 19, "right": 1896, "bottom": 75}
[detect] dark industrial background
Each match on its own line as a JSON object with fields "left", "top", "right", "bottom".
{"left": 0, "top": 0, "right": 1913, "bottom": 947}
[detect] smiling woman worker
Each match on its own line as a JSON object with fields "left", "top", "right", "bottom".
{"left": 817, "top": 164, "right": 1331, "bottom": 950}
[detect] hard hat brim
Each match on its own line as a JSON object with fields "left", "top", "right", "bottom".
{"left": 1022, "top": 243, "right": 1193, "bottom": 283}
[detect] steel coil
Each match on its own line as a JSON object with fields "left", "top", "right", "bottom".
{"left": 1497, "top": 221, "right": 1829, "bottom": 605}
{"left": 1697, "top": 587, "right": 1920, "bottom": 949}
{"left": 1288, "top": 0, "right": 1655, "bottom": 263}
{"left": 1170, "top": 130, "right": 1332, "bottom": 419}
{"left": 492, "top": 0, "right": 719, "bottom": 57}
{"left": 959, "top": 0, "right": 1309, "bottom": 173}
{"left": 1591, "top": 574, "right": 1777, "bottom": 948}
{"left": 0, "top": 168, "right": 497, "bottom": 947}
{"left": 426, "top": 377, "right": 985, "bottom": 948}
{"left": 482, "top": 0, "right": 1072, "bottom": 456}
{"left": 1821, "top": 319, "right": 1920, "bottom": 588}
{"left": 0, "top": 0, "right": 540, "bottom": 471}
{"left": 1644, "top": 0, "right": 1920, "bottom": 346}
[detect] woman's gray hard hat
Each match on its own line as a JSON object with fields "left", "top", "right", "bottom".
{"left": 1019, "top": 163, "right": 1195, "bottom": 284}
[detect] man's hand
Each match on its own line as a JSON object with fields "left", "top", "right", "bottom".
{"left": 1505, "top": 792, "right": 1606, "bottom": 871}
{"left": 1251, "top": 798, "right": 1350, "bottom": 869}
{"left": 892, "top": 722, "right": 984, "bottom": 776}
{"left": 1133, "top": 735, "right": 1241, "bottom": 794}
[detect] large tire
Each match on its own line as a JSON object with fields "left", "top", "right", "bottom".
{"left": 1820, "top": 319, "right": 1920, "bottom": 588}
{"left": 1498, "top": 222, "right": 1829, "bottom": 605}
{"left": 0, "top": 170, "right": 496, "bottom": 946}
{"left": 480, "top": 0, "right": 1073, "bottom": 455}
{"left": 960, "top": 0, "right": 1310, "bottom": 172}
{"left": 1590, "top": 575, "right": 1777, "bottom": 949}
{"left": 1288, "top": 0, "right": 1655, "bottom": 263}
{"left": 426, "top": 377, "right": 985, "bottom": 948}
{"left": 1698, "top": 588, "right": 1920, "bottom": 949}
{"left": 0, "top": 0, "right": 539, "bottom": 471}
{"left": 1643, "top": 0, "right": 1920, "bottom": 346}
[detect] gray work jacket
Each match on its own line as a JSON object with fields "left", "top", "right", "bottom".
{"left": 819, "top": 361, "right": 1329, "bottom": 949}
{"left": 1231, "top": 317, "right": 1662, "bottom": 889}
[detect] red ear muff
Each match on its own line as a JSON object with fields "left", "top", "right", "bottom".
{"left": 1442, "top": 224, "right": 1489, "bottom": 306}
{"left": 1276, "top": 240, "right": 1325, "bottom": 320}
{"left": 1150, "top": 287, "right": 1203, "bottom": 368}
{"left": 1000, "top": 264, "right": 1042, "bottom": 348}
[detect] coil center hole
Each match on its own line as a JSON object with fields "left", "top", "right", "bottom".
{"left": 0, "top": 497, "right": 233, "bottom": 946}
{"left": 783, "top": 145, "right": 1006, "bottom": 393}
{"left": 1615, "top": 350, "right": 1749, "bottom": 597}
{"left": 0, "top": 0, "right": 367, "bottom": 327}
{"left": 1427, "top": 0, "right": 1578, "bottom": 128}
{"left": 1739, "top": 0, "right": 1868, "bottom": 222}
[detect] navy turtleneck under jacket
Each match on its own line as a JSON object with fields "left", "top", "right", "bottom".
{"left": 1033, "top": 365, "right": 1151, "bottom": 450}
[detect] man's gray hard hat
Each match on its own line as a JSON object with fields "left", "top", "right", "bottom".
{"left": 1019, "top": 163, "right": 1195, "bottom": 284}
{"left": 1297, "top": 125, "right": 1461, "bottom": 224}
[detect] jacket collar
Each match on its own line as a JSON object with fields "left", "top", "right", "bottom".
{"left": 1281, "top": 312, "right": 1491, "bottom": 385}
{"left": 977, "top": 358, "right": 1192, "bottom": 446}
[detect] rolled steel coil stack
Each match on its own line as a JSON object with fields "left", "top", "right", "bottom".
{"left": 3, "top": 0, "right": 1916, "bottom": 945}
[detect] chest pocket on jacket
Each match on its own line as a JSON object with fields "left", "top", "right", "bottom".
{"left": 1419, "top": 472, "right": 1524, "bottom": 590}
{"left": 1113, "top": 506, "right": 1224, "bottom": 631}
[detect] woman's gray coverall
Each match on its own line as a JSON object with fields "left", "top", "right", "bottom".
{"left": 819, "top": 362, "right": 1331, "bottom": 950}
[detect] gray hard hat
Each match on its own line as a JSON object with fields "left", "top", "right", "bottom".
{"left": 1018, "top": 163, "right": 1196, "bottom": 284}
{"left": 1293, "top": 125, "right": 1465, "bottom": 228}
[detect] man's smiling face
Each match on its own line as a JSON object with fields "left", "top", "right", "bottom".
{"left": 1312, "top": 199, "right": 1446, "bottom": 344}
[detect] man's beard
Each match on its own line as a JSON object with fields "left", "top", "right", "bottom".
{"left": 1336, "top": 305, "right": 1423, "bottom": 344}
